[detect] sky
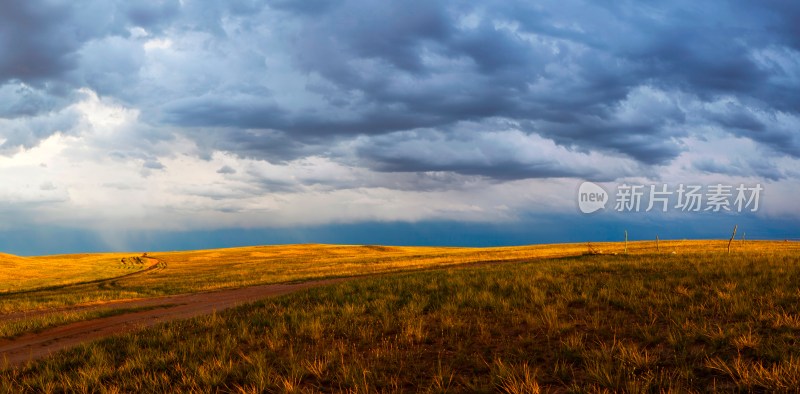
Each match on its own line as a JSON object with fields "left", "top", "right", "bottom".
{"left": 0, "top": 1, "right": 798, "bottom": 255}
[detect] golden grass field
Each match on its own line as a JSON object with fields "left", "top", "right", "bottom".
{"left": 0, "top": 252, "right": 139, "bottom": 293}
{"left": 0, "top": 242, "right": 602, "bottom": 339}
{"left": 1, "top": 240, "right": 799, "bottom": 391}
{"left": 0, "top": 242, "right": 600, "bottom": 314}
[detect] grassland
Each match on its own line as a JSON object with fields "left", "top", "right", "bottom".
{"left": 0, "top": 243, "right": 591, "bottom": 338}
{"left": 0, "top": 253, "right": 145, "bottom": 294}
{"left": 0, "top": 243, "right": 596, "bottom": 315}
{"left": 1, "top": 240, "right": 798, "bottom": 392}
{"left": 0, "top": 243, "right": 593, "bottom": 339}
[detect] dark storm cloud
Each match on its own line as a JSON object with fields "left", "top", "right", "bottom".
{"left": 702, "top": 99, "right": 800, "bottom": 158}
{"left": 0, "top": 2, "right": 82, "bottom": 82}
{"left": 256, "top": 0, "right": 799, "bottom": 167}
{"left": 0, "top": 107, "right": 80, "bottom": 153}
{"left": 142, "top": 159, "right": 165, "bottom": 170}
{"left": 161, "top": 96, "right": 288, "bottom": 130}
{"left": 757, "top": 1, "right": 800, "bottom": 50}
{"left": 363, "top": 154, "right": 585, "bottom": 180}
{"left": 355, "top": 123, "right": 644, "bottom": 181}
{"left": 0, "top": 1, "right": 166, "bottom": 151}
{"left": 123, "top": 1, "right": 180, "bottom": 31}
{"left": 693, "top": 158, "right": 785, "bottom": 182}
{"left": 0, "top": 82, "right": 71, "bottom": 118}
{"left": 0, "top": 1, "right": 141, "bottom": 85}
{"left": 529, "top": 119, "right": 685, "bottom": 166}
{"left": 193, "top": 128, "right": 316, "bottom": 163}
{"left": 2, "top": 0, "right": 799, "bottom": 180}
{"left": 77, "top": 36, "right": 146, "bottom": 96}
{"left": 288, "top": 0, "right": 450, "bottom": 75}
{"left": 217, "top": 165, "right": 236, "bottom": 175}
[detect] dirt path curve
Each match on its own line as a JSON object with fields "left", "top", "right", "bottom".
{"left": 0, "top": 256, "right": 165, "bottom": 300}
{"left": 0, "top": 257, "right": 167, "bottom": 323}
{"left": 0, "top": 278, "right": 348, "bottom": 368}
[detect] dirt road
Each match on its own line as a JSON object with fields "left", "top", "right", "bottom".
{"left": 0, "top": 278, "right": 347, "bottom": 368}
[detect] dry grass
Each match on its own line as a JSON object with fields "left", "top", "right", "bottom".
{"left": 1, "top": 240, "right": 797, "bottom": 334}
{"left": 5, "top": 240, "right": 794, "bottom": 306}
{"left": 0, "top": 240, "right": 798, "bottom": 391}
{"left": 0, "top": 242, "right": 599, "bottom": 315}
{"left": 0, "top": 253, "right": 142, "bottom": 295}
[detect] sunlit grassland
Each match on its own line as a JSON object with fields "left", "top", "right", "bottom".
{"left": 0, "top": 243, "right": 600, "bottom": 314}
{"left": 0, "top": 242, "right": 595, "bottom": 337}
{"left": 0, "top": 241, "right": 793, "bottom": 328}
{"left": 2, "top": 242, "right": 799, "bottom": 392}
{"left": 0, "top": 253, "right": 143, "bottom": 295}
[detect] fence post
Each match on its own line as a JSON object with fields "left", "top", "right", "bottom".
{"left": 728, "top": 225, "right": 738, "bottom": 254}
{"left": 656, "top": 235, "right": 660, "bottom": 252}
{"left": 625, "top": 230, "right": 628, "bottom": 254}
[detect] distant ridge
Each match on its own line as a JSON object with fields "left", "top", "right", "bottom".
{"left": 0, "top": 252, "right": 27, "bottom": 263}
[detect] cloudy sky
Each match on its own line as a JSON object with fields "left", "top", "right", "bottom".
{"left": 1, "top": 0, "right": 798, "bottom": 254}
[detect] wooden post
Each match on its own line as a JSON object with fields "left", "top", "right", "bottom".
{"left": 656, "top": 235, "right": 660, "bottom": 252}
{"left": 728, "top": 225, "right": 738, "bottom": 254}
{"left": 625, "top": 230, "right": 628, "bottom": 254}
